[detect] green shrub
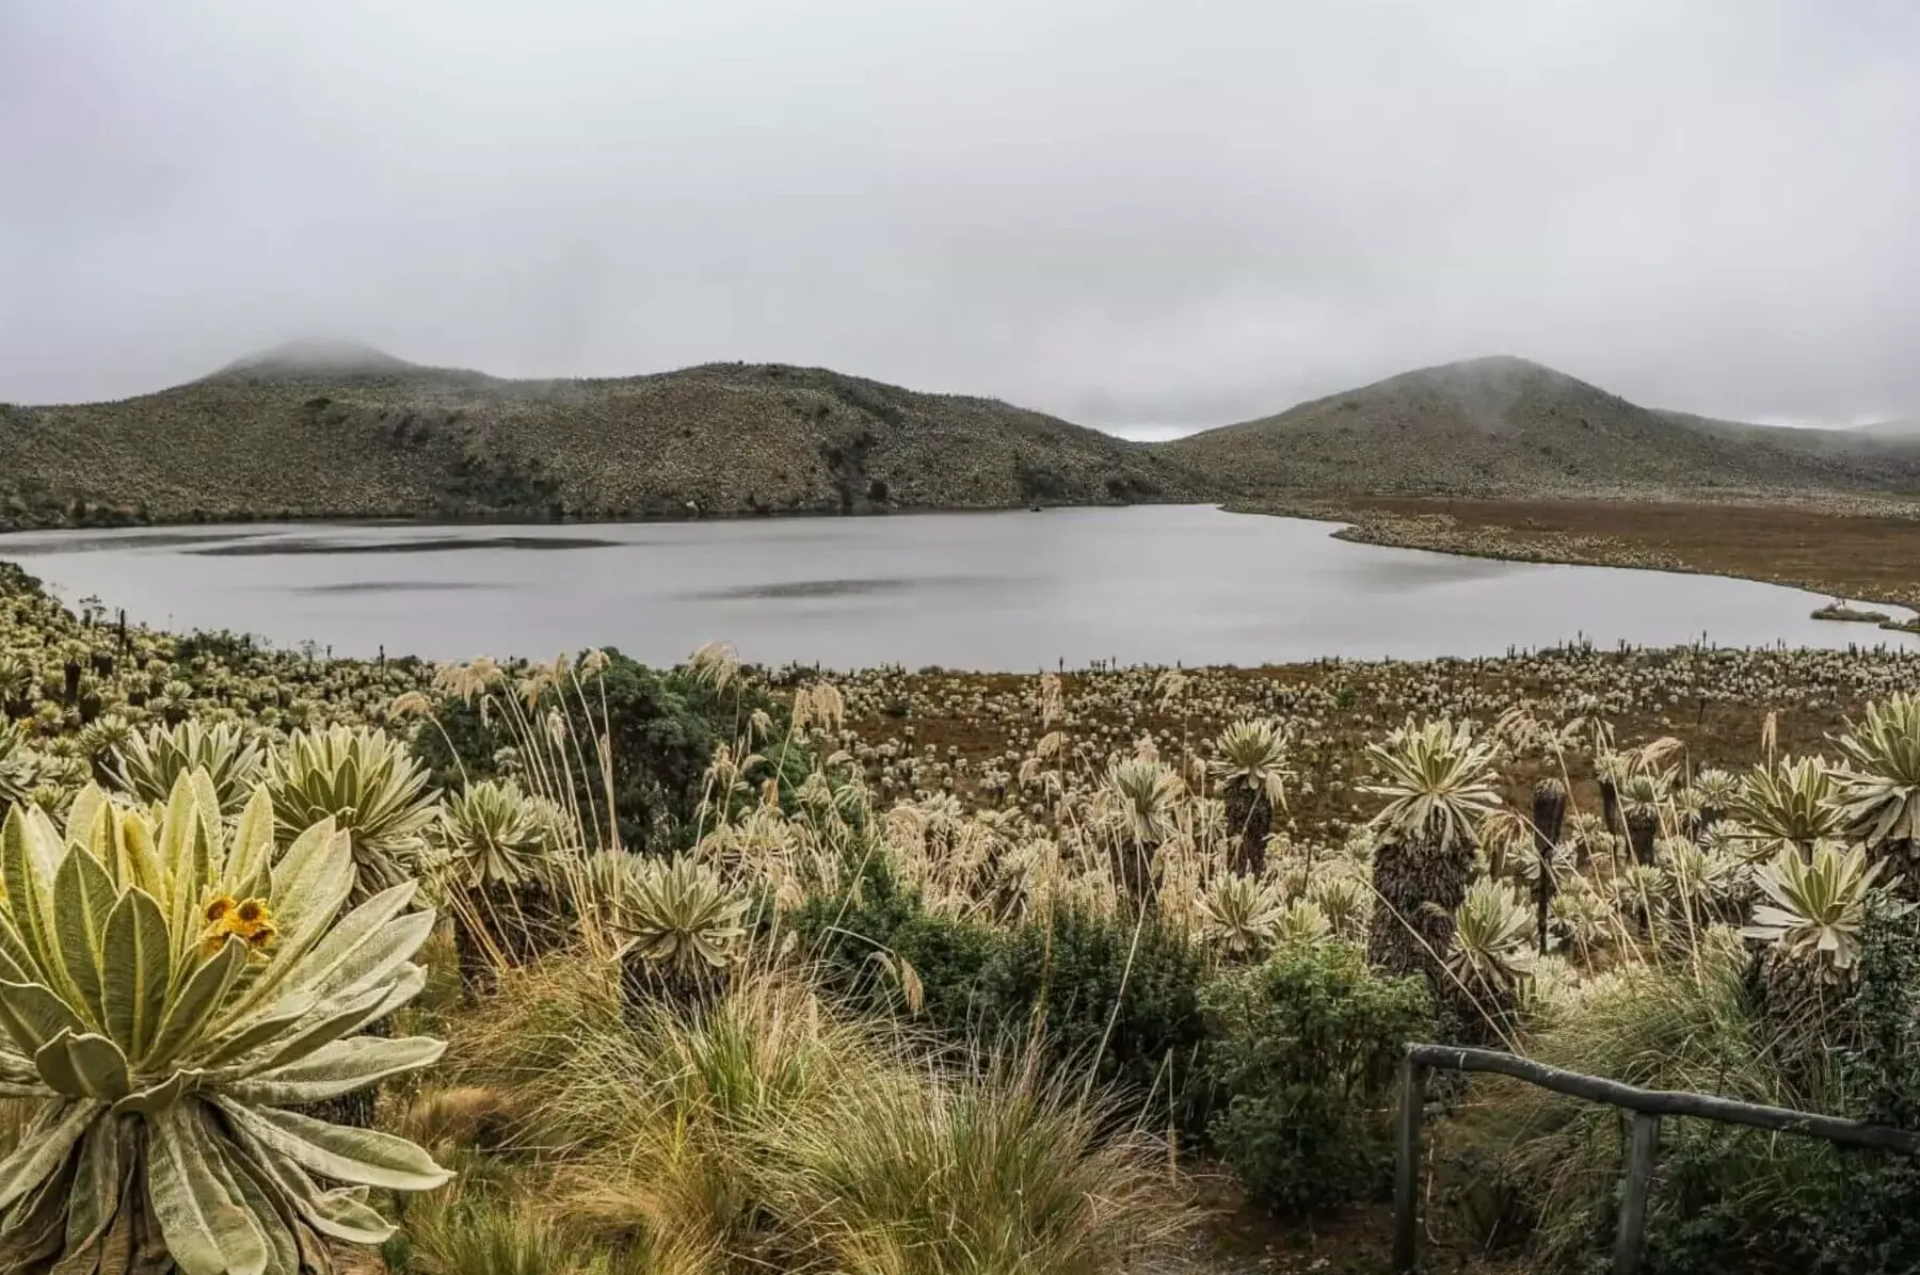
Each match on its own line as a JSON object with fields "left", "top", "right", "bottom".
{"left": 796, "top": 866, "right": 1214, "bottom": 1133}
{"left": 791, "top": 859, "right": 1008, "bottom": 1036}
{"left": 1790, "top": 910, "right": 1920, "bottom": 1275}
{"left": 1201, "top": 939, "right": 1430, "bottom": 1213}
{"left": 979, "top": 905, "right": 1215, "bottom": 1133}
{"left": 415, "top": 651, "right": 747, "bottom": 852}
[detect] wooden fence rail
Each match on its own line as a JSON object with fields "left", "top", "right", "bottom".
{"left": 1392, "top": 1042, "right": 1920, "bottom": 1275}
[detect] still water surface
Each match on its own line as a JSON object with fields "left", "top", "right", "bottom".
{"left": 3, "top": 507, "right": 1913, "bottom": 669}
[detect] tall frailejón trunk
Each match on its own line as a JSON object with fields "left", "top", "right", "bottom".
{"left": 1225, "top": 782, "right": 1272, "bottom": 876}
{"left": 1532, "top": 781, "right": 1569, "bottom": 954}
{"left": 1112, "top": 837, "right": 1159, "bottom": 909}
{"left": 1625, "top": 810, "right": 1659, "bottom": 865}
{"left": 1368, "top": 835, "right": 1472, "bottom": 996}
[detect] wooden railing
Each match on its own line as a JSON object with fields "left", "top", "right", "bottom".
{"left": 1392, "top": 1043, "right": 1920, "bottom": 1275}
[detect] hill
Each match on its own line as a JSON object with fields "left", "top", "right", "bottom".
{"left": 1161, "top": 356, "right": 1920, "bottom": 499}
{"left": 8, "top": 348, "right": 1920, "bottom": 532}
{"left": 0, "top": 351, "right": 1206, "bottom": 529}
{"left": 1859, "top": 416, "right": 1920, "bottom": 440}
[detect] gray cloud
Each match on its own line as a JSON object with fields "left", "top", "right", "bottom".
{"left": 4, "top": 0, "right": 1917, "bottom": 432}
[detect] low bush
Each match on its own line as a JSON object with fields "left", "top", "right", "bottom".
{"left": 1201, "top": 938, "right": 1431, "bottom": 1212}
{"left": 415, "top": 649, "right": 753, "bottom": 852}
{"left": 796, "top": 866, "right": 1216, "bottom": 1134}
{"left": 1790, "top": 909, "right": 1920, "bottom": 1275}
{"left": 978, "top": 903, "right": 1216, "bottom": 1133}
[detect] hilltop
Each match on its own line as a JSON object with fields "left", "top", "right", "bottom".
{"left": 1161, "top": 355, "right": 1920, "bottom": 499}
{"left": 1859, "top": 416, "right": 1920, "bottom": 440}
{"left": 6, "top": 347, "right": 1920, "bottom": 531}
{"left": 0, "top": 347, "right": 1204, "bottom": 528}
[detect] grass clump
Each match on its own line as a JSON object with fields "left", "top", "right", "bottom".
{"left": 423, "top": 960, "right": 1194, "bottom": 1275}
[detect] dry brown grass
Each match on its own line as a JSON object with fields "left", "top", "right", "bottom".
{"left": 1245, "top": 494, "right": 1920, "bottom": 610}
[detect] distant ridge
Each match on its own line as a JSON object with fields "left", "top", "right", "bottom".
{"left": 2, "top": 346, "right": 1917, "bottom": 532}
{"left": 1859, "top": 417, "right": 1920, "bottom": 440}
{"left": 0, "top": 354, "right": 1203, "bottom": 529}
{"left": 1161, "top": 356, "right": 1920, "bottom": 498}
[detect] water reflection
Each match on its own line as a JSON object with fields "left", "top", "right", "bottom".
{"left": 3, "top": 507, "right": 1913, "bottom": 670}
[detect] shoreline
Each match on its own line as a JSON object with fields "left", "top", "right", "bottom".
{"left": 1226, "top": 493, "right": 1920, "bottom": 615}
{"left": 9, "top": 489, "right": 1920, "bottom": 624}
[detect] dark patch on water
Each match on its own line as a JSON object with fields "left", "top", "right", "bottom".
{"left": 293, "top": 581, "right": 501, "bottom": 595}
{"left": 193, "top": 535, "right": 621, "bottom": 556}
{"left": 3, "top": 531, "right": 265, "bottom": 555}
{"left": 688, "top": 576, "right": 1002, "bottom": 601}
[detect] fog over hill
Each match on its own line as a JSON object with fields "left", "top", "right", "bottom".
{"left": 2, "top": 345, "right": 1917, "bottom": 532}
{"left": 1160, "top": 356, "right": 1920, "bottom": 499}
{"left": 0, "top": 345, "right": 1204, "bottom": 528}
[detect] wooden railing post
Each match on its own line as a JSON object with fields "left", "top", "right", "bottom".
{"left": 1394, "top": 1053, "right": 1426, "bottom": 1273}
{"left": 1613, "top": 1112, "right": 1662, "bottom": 1275}
{"left": 1397, "top": 1042, "right": 1916, "bottom": 1272}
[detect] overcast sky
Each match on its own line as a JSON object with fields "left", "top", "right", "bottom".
{"left": 3, "top": 1, "right": 1917, "bottom": 433}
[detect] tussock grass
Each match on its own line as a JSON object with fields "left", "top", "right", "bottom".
{"left": 415, "top": 958, "right": 1195, "bottom": 1274}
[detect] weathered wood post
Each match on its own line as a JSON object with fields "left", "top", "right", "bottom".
{"left": 1397, "top": 1040, "right": 1920, "bottom": 1272}
{"left": 1394, "top": 1053, "right": 1426, "bottom": 1273}
{"left": 1613, "top": 1112, "right": 1662, "bottom": 1275}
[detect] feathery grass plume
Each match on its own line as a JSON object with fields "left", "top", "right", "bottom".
{"left": 685, "top": 642, "right": 741, "bottom": 695}
{"left": 265, "top": 725, "right": 441, "bottom": 903}
{"left": 106, "top": 718, "right": 264, "bottom": 815}
{"left": 1037, "top": 671, "right": 1065, "bottom": 728}
{"left": 0, "top": 773, "right": 449, "bottom": 1274}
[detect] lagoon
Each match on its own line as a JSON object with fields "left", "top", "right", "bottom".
{"left": 3, "top": 507, "right": 1913, "bottom": 670}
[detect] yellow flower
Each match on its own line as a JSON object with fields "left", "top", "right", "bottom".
{"left": 201, "top": 895, "right": 277, "bottom": 958}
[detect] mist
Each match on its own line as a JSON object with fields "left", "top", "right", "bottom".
{"left": 3, "top": 0, "right": 1917, "bottom": 430}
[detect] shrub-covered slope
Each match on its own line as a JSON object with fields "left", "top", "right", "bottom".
{"left": 0, "top": 346, "right": 1205, "bottom": 528}
{"left": 1163, "top": 355, "right": 1920, "bottom": 499}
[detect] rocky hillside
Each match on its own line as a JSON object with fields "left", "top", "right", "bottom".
{"left": 1162, "top": 356, "right": 1920, "bottom": 499}
{"left": 0, "top": 345, "right": 1205, "bottom": 529}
